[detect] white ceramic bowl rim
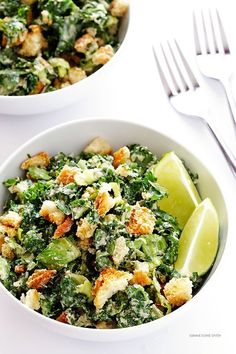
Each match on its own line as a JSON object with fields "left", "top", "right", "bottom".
{"left": 0, "top": 117, "right": 228, "bottom": 341}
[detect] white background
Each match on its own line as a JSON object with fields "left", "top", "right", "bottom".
{"left": 0, "top": 0, "right": 235, "bottom": 353}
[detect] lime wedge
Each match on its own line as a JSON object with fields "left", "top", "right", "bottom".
{"left": 175, "top": 198, "right": 219, "bottom": 276}
{"left": 153, "top": 152, "right": 201, "bottom": 228}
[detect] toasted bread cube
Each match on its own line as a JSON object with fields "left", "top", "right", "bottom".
{"left": 27, "top": 269, "right": 57, "bottom": 289}
{"left": 68, "top": 67, "right": 87, "bottom": 84}
{"left": 163, "top": 277, "right": 193, "bottom": 307}
{"left": 14, "top": 264, "right": 26, "bottom": 274}
{"left": 95, "top": 191, "right": 115, "bottom": 217}
{"left": 21, "top": 289, "right": 40, "bottom": 310}
{"left": 78, "top": 238, "right": 93, "bottom": 250}
{"left": 130, "top": 270, "right": 152, "bottom": 286}
{"left": 76, "top": 218, "right": 97, "bottom": 240}
{"left": 56, "top": 165, "right": 78, "bottom": 185}
{"left": 92, "top": 45, "right": 114, "bottom": 65}
{"left": 0, "top": 234, "right": 5, "bottom": 250}
{"left": 53, "top": 217, "right": 73, "bottom": 239}
{"left": 39, "top": 200, "right": 65, "bottom": 225}
{"left": 9, "top": 181, "right": 29, "bottom": 194}
{"left": 1, "top": 243, "right": 14, "bottom": 260}
{"left": 0, "top": 211, "right": 22, "bottom": 229}
{"left": 109, "top": 0, "right": 129, "bottom": 17}
{"left": 93, "top": 268, "right": 132, "bottom": 310}
{"left": 41, "top": 10, "right": 53, "bottom": 26}
{"left": 21, "top": 151, "right": 50, "bottom": 170}
{"left": 0, "top": 224, "right": 17, "bottom": 238}
{"left": 113, "top": 146, "right": 130, "bottom": 168}
{"left": 96, "top": 321, "right": 114, "bottom": 329}
{"left": 126, "top": 204, "right": 156, "bottom": 235}
{"left": 84, "top": 137, "right": 112, "bottom": 155}
{"left": 74, "top": 33, "right": 95, "bottom": 54}
{"left": 18, "top": 25, "right": 48, "bottom": 57}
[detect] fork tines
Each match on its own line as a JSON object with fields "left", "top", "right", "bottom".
{"left": 153, "top": 40, "right": 199, "bottom": 98}
{"left": 193, "top": 9, "right": 230, "bottom": 55}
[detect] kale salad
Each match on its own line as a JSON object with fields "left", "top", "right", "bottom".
{"left": 0, "top": 137, "right": 203, "bottom": 329}
{"left": 0, "top": 0, "right": 128, "bottom": 96}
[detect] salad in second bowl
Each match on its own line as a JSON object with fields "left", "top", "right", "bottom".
{"left": 0, "top": 137, "right": 219, "bottom": 328}
{"left": 0, "top": 0, "right": 129, "bottom": 96}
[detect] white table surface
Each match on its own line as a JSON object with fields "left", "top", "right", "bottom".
{"left": 0, "top": 0, "right": 235, "bottom": 353}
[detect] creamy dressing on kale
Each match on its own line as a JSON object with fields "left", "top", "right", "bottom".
{"left": 0, "top": 0, "right": 127, "bottom": 95}
{"left": 0, "top": 143, "right": 201, "bottom": 328}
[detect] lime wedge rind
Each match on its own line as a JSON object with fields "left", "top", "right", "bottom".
{"left": 175, "top": 198, "right": 219, "bottom": 276}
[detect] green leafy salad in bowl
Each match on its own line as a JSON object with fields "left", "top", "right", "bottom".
{"left": 0, "top": 0, "right": 128, "bottom": 96}
{"left": 0, "top": 137, "right": 219, "bottom": 329}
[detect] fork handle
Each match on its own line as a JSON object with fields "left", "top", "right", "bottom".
{"left": 205, "top": 121, "right": 236, "bottom": 177}
{"left": 221, "top": 78, "right": 236, "bottom": 137}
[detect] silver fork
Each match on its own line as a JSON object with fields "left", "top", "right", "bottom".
{"left": 193, "top": 9, "right": 236, "bottom": 136}
{"left": 153, "top": 40, "right": 236, "bottom": 177}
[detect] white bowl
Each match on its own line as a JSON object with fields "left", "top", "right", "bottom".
{"left": 0, "top": 8, "right": 130, "bottom": 116}
{"left": 0, "top": 118, "right": 228, "bottom": 341}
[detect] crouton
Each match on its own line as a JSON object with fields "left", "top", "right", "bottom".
{"left": 60, "top": 81, "right": 71, "bottom": 89}
{"left": 18, "top": 25, "right": 48, "bottom": 57}
{"left": 104, "top": 214, "right": 117, "bottom": 222}
{"left": 53, "top": 217, "right": 73, "bottom": 239}
{"left": 56, "top": 165, "right": 79, "bottom": 185}
{"left": 14, "top": 264, "right": 26, "bottom": 274}
{"left": 78, "top": 238, "right": 93, "bottom": 250}
{"left": 109, "top": 0, "right": 129, "bottom": 17}
{"left": 113, "top": 146, "right": 130, "bottom": 168}
{"left": 163, "top": 277, "right": 193, "bottom": 307}
{"left": 21, "top": 289, "right": 40, "bottom": 310}
{"left": 0, "top": 211, "right": 22, "bottom": 229}
{"left": 1, "top": 243, "right": 14, "bottom": 260}
{"left": 68, "top": 67, "right": 87, "bottom": 84}
{"left": 27, "top": 269, "right": 57, "bottom": 289}
{"left": 95, "top": 182, "right": 121, "bottom": 217}
{"left": 126, "top": 204, "right": 156, "bottom": 235}
{"left": 21, "top": 151, "right": 50, "bottom": 170}
{"left": 0, "top": 224, "right": 17, "bottom": 238}
{"left": 9, "top": 181, "right": 29, "bottom": 194}
{"left": 0, "top": 234, "right": 5, "bottom": 250}
{"left": 74, "top": 33, "right": 96, "bottom": 54}
{"left": 30, "top": 81, "right": 45, "bottom": 95}
{"left": 93, "top": 268, "right": 132, "bottom": 310}
{"left": 76, "top": 218, "right": 97, "bottom": 240}
{"left": 41, "top": 10, "right": 53, "bottom": 26}
{"left": 95, "top": 191, "right": 115, "bottom": 217}
{"left": 92, "top": 45, "right": 114, "bottom": 65}
{"left": 112, "top": 236, "right": 129, "bottom": 266}
{"left": 84, "top": 137, "right": 112, "bottom": 155}
{"left": 39, "top": 200, "right": 66, "bottom": 225}
{"left": 130, "top": 270, "right": 152, "bottom": 286}
{"left": 86, "top": 27, "right": 97, "bottom": 37}
{"left": 96, "top": 321, "right": 114, "bottom": 329}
